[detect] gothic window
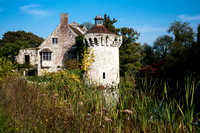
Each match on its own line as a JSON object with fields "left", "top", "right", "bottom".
{"left": 94, "top": 38, "right": 98, "bottom": 45}
{"left": 42, "top": 52, "right": 52, "bottom": 60}
{"left": 52, "top": 38, "right": 58, "bottom": 44}
{"left": 106, "top": 36, "right": 109, "bottom": 45}
{"left": 89, "top": 38, "right": 93, "bottom": 45}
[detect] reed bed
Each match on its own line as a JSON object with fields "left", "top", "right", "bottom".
{"left": 0, "top": 71, "right": 199, "bottom": 132}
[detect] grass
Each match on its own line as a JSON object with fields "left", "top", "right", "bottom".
{"left": 0, "top": 71, "right": 200, "bottom": 132}
{"left": 0, "top": 107, "right": 14, "bottom": 132}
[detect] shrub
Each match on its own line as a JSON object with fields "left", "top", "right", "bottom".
{"left": 0, "top": 57, "right": 15, "bottom": 80}
{"left": 64, "top": 59, "right": 80, "bottom": 70}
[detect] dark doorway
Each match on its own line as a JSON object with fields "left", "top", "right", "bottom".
{"left": 25, "top": 55, "right": 30, "bottom": 64}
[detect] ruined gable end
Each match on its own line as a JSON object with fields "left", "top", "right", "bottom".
{"left": 16, "top": 48, "right": 38, "bottom": 66}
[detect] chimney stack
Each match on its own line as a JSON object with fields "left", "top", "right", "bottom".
{"left": 60, "top": 13, "right": 68, "bottom": 26}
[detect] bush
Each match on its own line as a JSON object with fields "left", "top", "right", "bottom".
{"left": 0, "top": 57, "right": 15, "bottom": 79}
{"left": 64, "top": 59, "right": 80, "bottom": 70}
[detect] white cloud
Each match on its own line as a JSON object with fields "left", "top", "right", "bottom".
{"left": 20, "top": 4, "right": 52, "bottom": 16}
{"left": 178, "top": 14, "right": 200, "bottom": 21}
{"left": 135, "top": 26, "right": 166, "bottom": 33}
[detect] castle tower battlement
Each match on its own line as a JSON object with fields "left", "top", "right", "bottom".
{"left": 84, "top": 33, "right": 122, "bottom": 47}
{"left": 84, "top": 15, "right": 122, "bottom": 87}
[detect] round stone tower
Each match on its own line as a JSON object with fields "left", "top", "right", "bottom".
{"left": 84, "top": 15, "right": 122, "bottom": 87}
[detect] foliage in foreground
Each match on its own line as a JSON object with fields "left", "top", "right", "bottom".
{"left": 0, "top": 72, "right": 200, "bottom": 132}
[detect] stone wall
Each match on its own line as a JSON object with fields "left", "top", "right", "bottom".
{"left": 84, "top": 33, "right": 122, "bottom": 87}
{"left": 16, "top": 48, "right": 38, "bottom": 66}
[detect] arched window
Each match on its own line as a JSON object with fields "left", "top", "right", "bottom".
{"left": 85, "top": 39, "right": 89, "bottom": 47}
{"left": 106, "top": 36, "right": 109, "bottom": 45}
{"left": 101, "top": 36, "right": 103, "bottom": 45}
{"left": 89, "top": 38, "right": 93, "bottom": 46}
{"left": 94, "top": 38, "right": 98, "bottom": 45}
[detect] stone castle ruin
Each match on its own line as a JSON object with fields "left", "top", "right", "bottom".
{"left": 16, "top": 13, "right": 122, "bottom": 87}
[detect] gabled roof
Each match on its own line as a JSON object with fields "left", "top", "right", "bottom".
{"left": 69, "top": 25, "right": 82, "bottom": 35}
{"left": 86, "top": 25, "right": 114, "bottom": 34}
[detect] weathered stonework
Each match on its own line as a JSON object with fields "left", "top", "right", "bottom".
{"left": 37, "top": 23, "right": 82, "bottom": 75}
{"left": 84, "top": 15, "right": 122, "bottom": 87}
{"left": 16, "top": 48, "right": 38, "bottom": 66}
{"left": 17, "top": 13, "right": 86, "bottom": 76}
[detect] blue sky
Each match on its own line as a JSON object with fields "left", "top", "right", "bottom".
{"left": 0, "top": 0, "right": 200, "bottom": 45}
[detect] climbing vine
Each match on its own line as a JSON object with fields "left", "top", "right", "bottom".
{"left": 81, "top": 48, "right": 95, "bottom": 78}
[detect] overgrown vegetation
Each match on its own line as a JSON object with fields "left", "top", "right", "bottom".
{"left": 0, "top": 70, "right": 200, "bottom": 132}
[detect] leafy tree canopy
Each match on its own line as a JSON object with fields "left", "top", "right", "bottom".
{"left": 103, "top": 14, "right": 120, "bottom": 34}
{"left": 120, "top": 42, "right": 144, "bottom": 76}
{"left": 153, "top": 35, "right": 173, "bottom": 58}
{"left": 120, "top": 27, "right": 140, "bottom": 45}
{"left": 142, "top": 43, "right": 159, "bottom": 66}
{"left": 0, "top": 41, "right": 29, "bottom": 61}
{"left": 0, "top": 30, "right": 44, "bottom": 48}
{"left": 168, "top": 21, "right": 195, "bottom": 46}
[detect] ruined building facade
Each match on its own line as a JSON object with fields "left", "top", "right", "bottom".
{"left": 16, "top": 14, "right": 122, "bottom": 86}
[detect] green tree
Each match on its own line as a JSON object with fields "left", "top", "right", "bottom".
{"left": 142, "top": 43, "right": 158, "bottom": 66}
{"left": 0, "top": 30, "right": 44, "bottom": 48}
{"left": 103, "top": 14, "right": 120, "bottom": 34}
{"left": 120, "top": 42, "right": 144, "bottom": 76}
{"left": 153, "top": 35, "right": 173, "bottom": 58}
{"left": 120, "top": 27, "right": 139, "bottom": 45}
{"left": 168, "top": 21, "right": 195, "bottom": 47}
{"left": 0, "top": 41, "right": 29, "bottom": 61}
{"left": 153, "top": 21, "right": 197, "bottom": 80}
{"left": 119, "top": 27, "right": 144, "bottom": 76}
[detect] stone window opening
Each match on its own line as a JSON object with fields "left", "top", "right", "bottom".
{"left": 42, "top": 52, "right": 52, "bottom": 60}
{"left": 103, "top": 72, "right": 105, "bottom": 79}
{"left": 106, "top": 36, "right": 109, "bottom": 45}
{"left": 52, "top": 38, "right": 58, "bottom": 44}
{"left": 85, "top": 39, "right": 89, "bottom": 47}
{"left": 89, "top": 38, "right": 93, "bottom": 46}
{"left": 25, "top": 55, "right": 30, "bottom": 64}
{"left": 94, "top": 38, "right": 98, "bottom": 45}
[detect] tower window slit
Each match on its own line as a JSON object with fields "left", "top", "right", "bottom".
{"left": 103, "top": 72, "right": 105, "bottom": 79}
